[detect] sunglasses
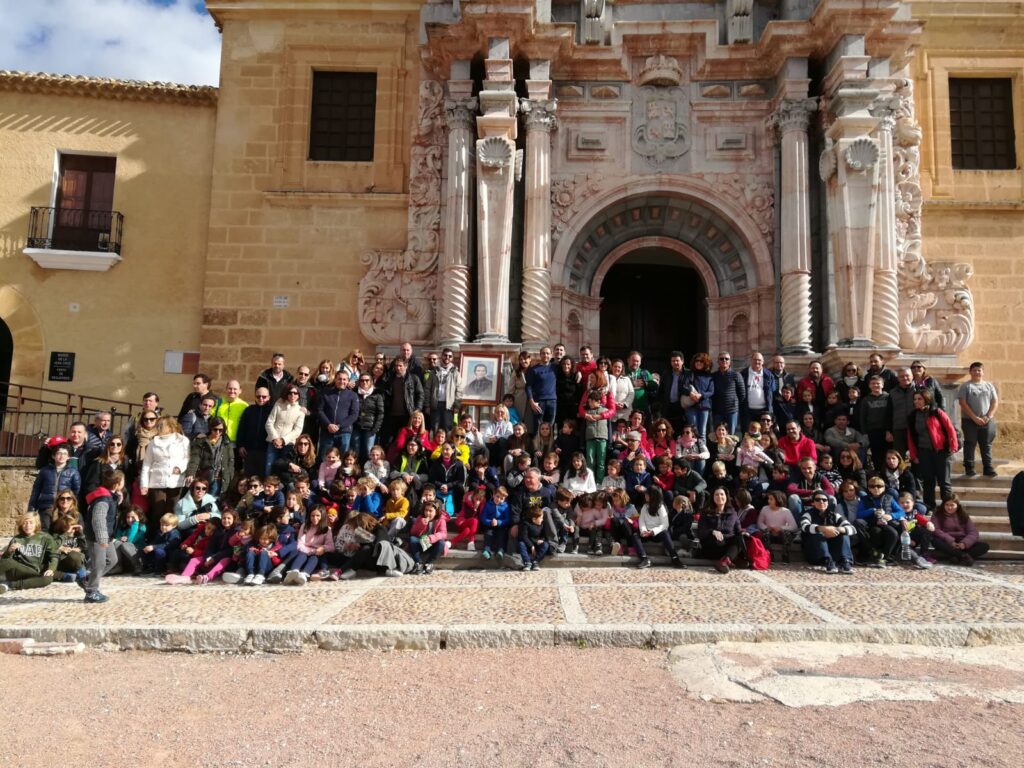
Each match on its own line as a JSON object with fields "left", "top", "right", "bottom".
{"left": 58, "top": 496, "right": 74, "bottom": 502}
{"left": 142, "top": 417, "right": 157, "bottom": 423}
{"left": 869, "top": 485, "right": 885, "bottom": 489}
{"left": 297, "top": 441, "right": 310, "bottom": 446}
{"left": 109, "top": 441, "right": 123, "bottom": 446}
{"left": 193, "top": 485, "right": 208, "bottom": 491}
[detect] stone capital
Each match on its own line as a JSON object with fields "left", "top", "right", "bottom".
{"left": 771, "top": 97, "right": 818, "bottom": 137}
{"left": 520, "top": 98, "right": 558, "bottom": 133}
{"left": 445, "top": 97, "right": 478, "bottom": 131}
{"left": 869, "top": 96, "right": 899, "bottom": 133}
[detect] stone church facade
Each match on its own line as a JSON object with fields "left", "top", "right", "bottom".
{"left": 0, "top": 0, "right": 1021, "bottom": 437}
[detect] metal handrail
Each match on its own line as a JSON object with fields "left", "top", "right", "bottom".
{"left": 26, "top": 206, "right": 125, "bottom": 254}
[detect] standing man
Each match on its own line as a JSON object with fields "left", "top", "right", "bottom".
{"left": 552, "top": 344, "right": 567, "bottom": 366}
{"left": 212, "top": 380, "right": 248, "bottom": 443}
{"left": 181, "top": 394, "right": 217, "bottom": 440}
{"left": 889, "top": 368, "right": 916, "bottom": 457}
{"left": 769, "top": 354, "right": 796, "bottom": 392}
{"left": 256, "top": 353, "right": 293, "bottom": 402}
{"left": 711, "top": 351, "right": 745, "bottom": 435}
{"left": 425, "top": 348, "right": 462, "bottom": 431}
{"left": 797, "top": 361, "right": 835, "bottom": 412}
{"left": 382, "top": 358, "right": 424, "bottom": 445}
{"left": 236, "top": 387, "right": 274, "bottom": 477}
{"left": 177, "top": 374, "right": 212, "bottom": 421}
{"left": 625, "top": 350, "right": 656, "bottom": 419}
{"left": 865, "top": 353, "right": 899, "bottom": 392}
{"left": 526, "top": 345, "right": 558, "bottom": 433}
{"left": 318, "top": 371, "right": 360, "bottom": 457}
{"left": 656, "top": 350, "right": 689, "bottom": 434}
{"left": 958, "top": 361, "right": 999, "bottom": 478}
{"left": 85, "top": 411, "right": 113, "bottom": 455}
{"left": 740, "top": 351, "right": 775, "bottom": 425}
{"left": 576, "top": 345, "right": 597, "bottom": 384}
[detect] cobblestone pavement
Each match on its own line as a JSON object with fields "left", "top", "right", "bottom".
{"left": 4, "top": 562, "right": 1024, "bottom": 652}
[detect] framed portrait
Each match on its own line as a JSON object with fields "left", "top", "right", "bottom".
{"left": 459, "top": 352, "right": 503, "bottom": 405}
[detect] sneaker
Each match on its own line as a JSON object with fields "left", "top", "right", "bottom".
{"left": 839, "top": 561, "right": 854, "bottom": 575}
{"left": 384, "top": 568, "right": 404, "bottom": 578}
{"left": 84, "top": 591, "right": 109, "bottom": 603}
{"left": 340, "top": 569, "right": 357, "bottom": 580}
{"left": 444, "top": 541, "right": 451, "bottom": 555}
{"left": 714, "top": 557, "right": 731, "bottom": 574}
{"left": 519, "top": 560, "right": 531, "bottom": 571}
{"left": 610, "top": 542, "right": 622, "bottom": 556}
{"left": 959, "top": 554, "right": 975, "bottom": 567}
{"left": 913, "top": 554, "right": 932, "bottom": 570}
{"left": 466, "top": 541, "right": 476, "bottom": 552}
{"left": 164, "top": 574, "right": 190, "bottom": 585}
{"left": 594, "top": 544, "right": 603, "bottom": 556}
{"left": 223, "top": 571, "right": 243, "bottom": 585}
{"left": 242, "top": 574, "right": 255, "bottom": 586}
{"left": 963, "top": 469, "right": 977, "bottom": 478}
{"left": 328, "top": 569, "right": 342, "bottom": 581}
{"left": 412, "top": 563, "right": 424, "bottom": 575}
{"left": 825, "top": 560, "right": 839, "bottom": 574}
{"left": 196, "top": 574, "right": 211, "bottom": 585}
{"left": 59, "top": 572, "right": 75, "bottom": 583}
{"left": 671, "top": 557, "right": 687, "bottom": 569}
{"left": 283, "top": 570, "right": 302, "bottom": 586}
{"left": 251, "top": 574, "right": 266, "bottom": 586}
{"left": 496, "top": 550, "right": 505, "bottom": 560}
{"left": 568, "top": 545, "right": 579, "bottom": 555}
{"left": 637, "top": 557, "right": 652, "bottom": 569}
{"left": 482, "top": 548, "right": 492, "bottom": 560}
{"left": 424, "top": 564, "right": 435, "bottom": 575}
{"left": 299, "top": 572, "right": 310, "bottom": 585}
{"left": 0, "top": 583, "right": 8, "bottom": 595}
{"left": 266, "top": 571, "right": 284, "bottom": 585}
{"left": 983, "top": 469, "right": 999, "bottom": 478}
{"left": 556, "top": 543, "right": 567, "bottom": 554}
{"left": 531, "top": 561, "right": 540, "bottom": 571}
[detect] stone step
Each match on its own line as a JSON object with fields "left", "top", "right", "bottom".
{"left": 982, "top": 531, "right": 1024, "bottom": 551}
{"left": 972, "top": 515, "right": 1014, "bottom": 533}
{"left": 951, "top": 487, "right": 1009, "bottom": 502}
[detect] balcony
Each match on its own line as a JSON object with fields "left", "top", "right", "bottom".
{"left": 23, "top": 206, "right": 124, "bottom": 271}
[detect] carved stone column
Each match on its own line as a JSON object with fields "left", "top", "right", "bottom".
{"left": 519, "top": 67, "right": 557, "bottom": 351}
{"left": 439, "top": 68, "right": 476, "bottom": 348}
{"left": 474, "top": 38, "right": 520, "bottom": 343}
{"left": 773, "top": 98, "right": 817, "bottom": 354}
{"left": 870, "top": 98, "right": 901, "bottom": 349}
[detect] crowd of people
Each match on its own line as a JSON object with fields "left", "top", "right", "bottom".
{"left": 1, "top": 343, "right": 1000, "bottom": 602}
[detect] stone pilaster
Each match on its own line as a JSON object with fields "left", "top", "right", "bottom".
{"left": 772, "top": 97, "right": 817, "bottom": 354}
{"left": 439, "top": 69, "right": 476, "bottom": 348}
{"left": 519, "top": 67, "right": 557, "bottom": 351}
{"left": 870, "top": 98, "right": 901, "bottom": 349}
{"left": 474, "top": 38, "right": 519, "bottom": 343}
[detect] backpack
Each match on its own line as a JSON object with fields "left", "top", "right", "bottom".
{"left": 745, "top": 534, "right": 772, "bottom": 570}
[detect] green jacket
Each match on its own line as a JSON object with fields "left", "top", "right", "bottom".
{"left": 2, "top": 532, "right": 60, "bottom": 574}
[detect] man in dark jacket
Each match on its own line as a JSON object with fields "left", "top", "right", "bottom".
{"left": 318, "top": 371, "right": 360, "bottom": 456}
{"left": 236, "top": 388, "right": 274, "bottom": 477}
{"left": 889, "top": 368, "right": 917, "bottom": 457}
{"left": 711, "top": 351, "right": 745, "bottom": 435}
{"left": 255, "top": 353, "right": 293, "bottom": 402}
{"left": 655, "top": 350, "right": 689, "bottom": 434}
{"left": 177, "top": 373, "right": 213, "bottom": 421}
{"left": 382, "top": 359, "right": 425, "bottom": 446}
{"left": 526, "top": 346, "right": 558, "bottom": 432}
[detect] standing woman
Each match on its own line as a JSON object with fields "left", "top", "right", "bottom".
{"left": 125, "top": 409, "right": 158, "bottom": 495}
{"left": 264, "top": 385, "right": 306, "bottom": 477}
{"left": 352, "top": 372, "right": 385, "bottom": 463}
{"left": 340, "top": 350, "right": 364, "bottom": 384}
{"left": 684, "top": 352, "right": 715, "bottom": 439}
{"left": 555, "top": 356, "right": 579, "bottom": 428}
{"left": 184, "top": 416, "right": 235, "bottom": 498}
{"left": 83, "top": 436, "right": 127, "bottom": 498}
{"left": 907, "top": 391, "right": 958, "bottom": 510}
{"left": 139, "top": 416, "right": 190, "bottom": 538}
{"left": 507, "top": 350, "right": 534, "bottom": 433}
{"left": 608, "top": 359, "right": 635, "bottom": 423}
{"left": 271, "top": 433, "right": 318, "bottom": 491}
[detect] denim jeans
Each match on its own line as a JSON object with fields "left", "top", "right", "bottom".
{"left": 351, "top": 429, "right": 376, "bottom": 463}
{"left": 712, "top": 411, "right": 739, "bottom": 436}
{"left": 518, "top": 539, "right": 550, "bottom": 565}
{"left": 408, "top": 538, "right": 445, "bottom": 564}
{"left": 961, "top": 418, "right": 996, "bottom": 472}
{"left": 687, "top": 409, "right": 711, "bottom": 440}
{"left": 533, "top": 400, "right": 557, "bottom": 433}
{"left": 318, "top": 431, "right": 352, "bottom": 461}
{"left": 802, "top": 532, "right": 853, "bottom": 566}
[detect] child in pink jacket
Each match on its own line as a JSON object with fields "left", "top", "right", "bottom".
{"left": 283, "top": 506, "right": 335, "bottom": 585}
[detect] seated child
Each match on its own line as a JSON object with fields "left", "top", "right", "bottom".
{"left": 757, "top": 490, "right": 798, "bottom": 563}
{"left": 547, "top": 486, "right": 579, "bottom": 554}
{"left": 166, "top": 518, "right": 218, "bottom": 584}
{"left": 505, "top": 453, "right": 532, "bottom": 490}
{"left": 600, "top": 458, "right": 626, "bottom": 491}
{"left": 451, "top": 486, "right": 485, "bottom": 550}
{"left": 669, "top": 494, "right": 695, "bottom": 547}
{"left": 242, "top": 523, "right": 280, "bottom": 586}
{"left": 578, "top": 493, "right": 610, "bottom": 555}
{"left": 408, "top": 500, "right": 447, "bottom": 575}
{"left": 363, "top": 445, "right": 391, "bottom": 494}
{"left": 352, "top": 476, "right": 383, "bottom": 518}
{"left": 110, "top": 505, "right": 147, "bottom": 575}
{"left": 382, "top": 478, "right": 411, "bottom": 539}
{"left": 220, "top": 519, "right": 256, "bottom": 584}
{"left": 51, "top": 512, "right": 87, "bottom": 583}
{"left": 625, "top": 455, "right": 653, "bottom": 507}
{"left": 141, "top": 513, "right": 181, "bottom": 574}
{"left": 638, "top": 486, "right": 683, "bottom": 568}
{"left": 317, "top": 447, "right": 343, "bottom": 492}
{"left": 283, "top": 505, "right": 336, "bottom": 585}
{"left": 517, "top": 504, "right": 550, "bottom": 571}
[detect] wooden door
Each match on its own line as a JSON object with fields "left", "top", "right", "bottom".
{"left": 53, "top": 154, "right": 116, "bottom": 251}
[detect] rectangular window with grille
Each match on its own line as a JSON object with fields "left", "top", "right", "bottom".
{"left": 949, "top": 77, "right": 1017, "bottom": 170}
{"left": 308, "top": 71, "right": 377, "bottom": 162}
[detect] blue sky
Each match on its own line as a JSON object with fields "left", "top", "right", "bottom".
{"left": 0, "top": 0, "right": 222, "bottom": 85}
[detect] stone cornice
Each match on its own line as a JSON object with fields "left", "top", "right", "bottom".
{"left": 0, "top": 71, "right": 217, "bottom": 106}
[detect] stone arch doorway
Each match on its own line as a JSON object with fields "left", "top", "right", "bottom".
{"left": 549, "top": 179, "right": 776, "bottom": 361}
{"left": 597, "top": 244, "right": 708, "bottom": 364}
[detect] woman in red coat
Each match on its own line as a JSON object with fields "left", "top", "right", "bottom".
{"left": 907, "top": 391, "right": 958, "bottom": 509}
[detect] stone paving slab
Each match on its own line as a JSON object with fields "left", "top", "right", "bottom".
{"left": 2, "top": 563, "right": 1024, "bottom": 652}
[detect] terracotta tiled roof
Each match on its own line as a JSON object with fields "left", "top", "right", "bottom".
{"left": 0, "top": 70, "right": 217, "bottom": 106}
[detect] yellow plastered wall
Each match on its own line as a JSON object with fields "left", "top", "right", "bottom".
{"left": 0, "top": 88, "right": 216, "bottom": 407}
{"left": 912, "top": 1, "right": 1024, "bottom": 441}
{"left": 200, "top": 9, "right": 420, "bottom": 390}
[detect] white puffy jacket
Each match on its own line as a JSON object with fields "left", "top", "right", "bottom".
{"left": 140, "top": 433, "right": 190, "bottom": 490}
{"left": 265, "top": 400, "right": 305, "bottom": 445}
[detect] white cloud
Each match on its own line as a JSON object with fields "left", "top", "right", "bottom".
{"left": 0, "top": 0, "right": 222, "bottom": 85}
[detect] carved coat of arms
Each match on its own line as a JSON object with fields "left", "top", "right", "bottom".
{"left": 632, "top": 87, "right": 690, "bottom": 166}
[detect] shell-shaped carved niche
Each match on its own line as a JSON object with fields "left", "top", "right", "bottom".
{"left": 819, "top": 146, "right": 837, "bottom": 181}
{"left": 843, "top": 138, "right": 880, "bottom": 172}
{"left": 478, "top": 136, "right": 514, "bottom": 168}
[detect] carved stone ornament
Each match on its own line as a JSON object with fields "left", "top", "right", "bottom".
{"left": 632, "top": 86, "right": 691, "bottom": 166}
{"left": 550, "top": 172, "right": 604, "bottom": 241}
{"left": 358, "top": 80, "right": 445, "bottom": 344}
{"left": 478, "top": 136, "right": 514, "bottom": 169}
{"left": 444, "top": 97, "right": 478, "bottom": 130}
{"left": 891, "top": 76, "right": 975, "bottom": 353}
{"left": 843, "top": 137, "right": 880, "bottom": 172}
{"left": 637, "top": 55, "right": 684, "bottom": 87}
{"left": 708, "top": 173, "right": 775, "bottom": 242}
{"left": 819, "top": 142, "right": 837, "bottom": 181}
{"left": 520, "top": 98, "right": 558, "bottom": 133}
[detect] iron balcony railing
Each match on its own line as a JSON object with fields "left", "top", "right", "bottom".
{"left": 26, "top": 206, "right": 124, "bottom": 254}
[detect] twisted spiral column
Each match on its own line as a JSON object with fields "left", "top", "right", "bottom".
{"left": 440, "top": 264, "right": 472, "bottom": 345}
{"left": 439, "top": 91, "right": 476, "bottom": 346}
{"left": 780, "top": 271, "right": 812, "bottom": 352}
{"left": 520, "top": 95, "right": 557, "bottom": 347}
{"left": 521, "top": 267, "right": 552, "bottom": 343}
{"left": 872, "top": 269, "right": 901, "bottom": 348}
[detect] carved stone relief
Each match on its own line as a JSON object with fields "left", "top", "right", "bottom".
{"left": 359, "top": 79, "right": 445, "bottom": 344}
{"left": 550, "top": 172, "right": 605, "bottom": 242}
{"left": 892, "top": 77, "right": 975, "bottom": 354}
{"left": 631, "top": 86, "right": 691, "bottom": 168}
{"left": 706, "top": 173, "right": 775, "bottom": 242}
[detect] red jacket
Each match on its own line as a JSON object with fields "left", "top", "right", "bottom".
{"left": 410, "top": 514, "right": 448, "bottom": 545}
{"left": 907, "top": 407, "right": 959, "bottom": 461}
{"left": 796, "top": 374, "right": 835, "bottom": 403}
{"left": 778, "top": 434, "right": 818, "bottom": 466}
